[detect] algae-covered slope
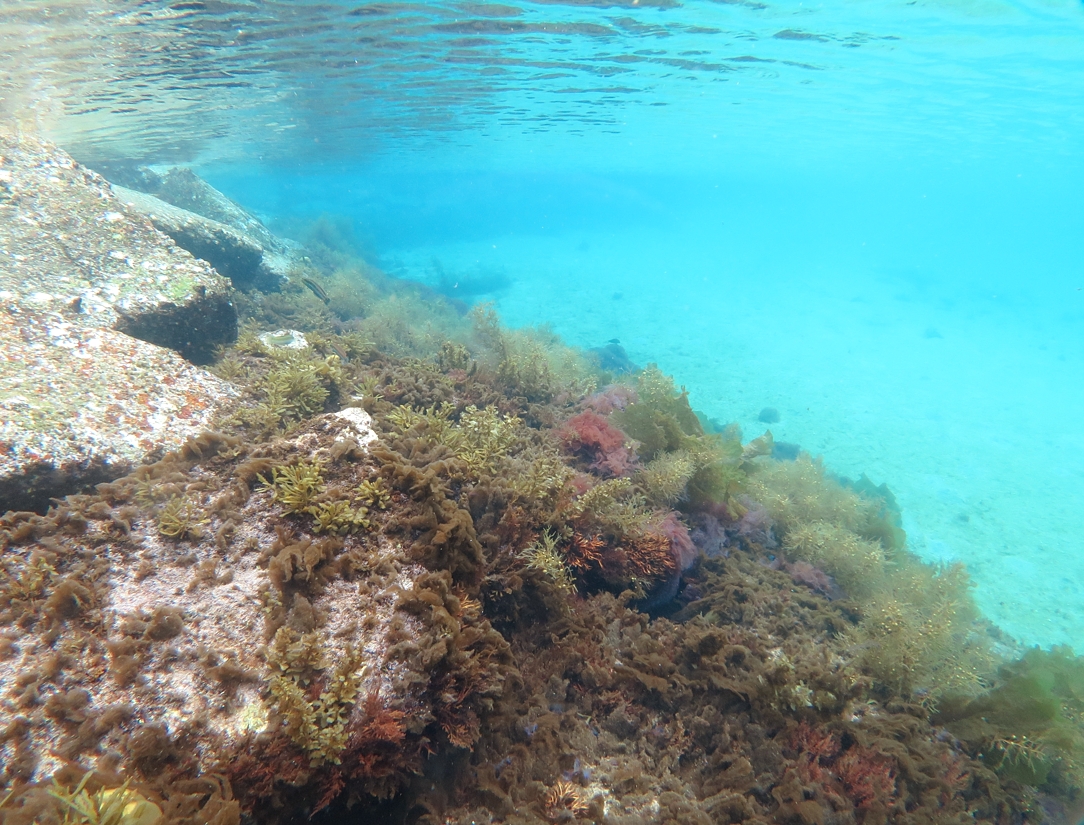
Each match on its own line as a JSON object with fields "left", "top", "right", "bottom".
{"left": 2, "top": 169, "right": 1083, "bottom": 825}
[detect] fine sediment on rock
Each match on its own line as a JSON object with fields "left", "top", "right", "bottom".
{"left": 0, "top": 131, "right": 238, "bottom": 511}
{"left": 111, "top": 185, "right": 293, "bottom": 293}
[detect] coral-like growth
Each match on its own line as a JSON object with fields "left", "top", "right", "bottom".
{"left": 566, "top": 477, "right": 650, "bottom": 537}
{"left": 453, "top": 405, "right": 522, "bottom": 474}
{"left": 258, "top": 461, "right": 373, "bottom": 535}
{"left": 564, "top": 532, "right": 606, "bottom": 573}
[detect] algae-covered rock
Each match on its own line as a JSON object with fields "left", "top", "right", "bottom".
{"left": 0, "top": 131, "right": 238, "bottom": 511}
{"left": 0, "top": 412, "right": 513, "bottom": 819}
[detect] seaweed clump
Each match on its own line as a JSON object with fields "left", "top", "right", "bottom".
{"left": 747, "top": 455, "right": 993, "bottom": 698}
{"left": 259, "top": 460, "right": 372, "bottom": 535}
{"left": 936, "top": 646, "right": 1084, "bottom": 791}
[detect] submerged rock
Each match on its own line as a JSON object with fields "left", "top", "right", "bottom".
{"left": 112, "top": 184, "right": 292, "bottom": 293}
{"left": 0, "top": 131, "right": 238, "bottom": 510}
{"left": 0, "top": 132, "right": 236, "bottom": 361}
{"left": 0, "top": 412, "right": 512, "bottom": 817}
{"left": 0, "top": 320, "right": 235, "bottom": 513}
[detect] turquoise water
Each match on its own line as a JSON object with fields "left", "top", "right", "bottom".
{"left": 5, "top": 0, "right": 1084, "bottom": 648}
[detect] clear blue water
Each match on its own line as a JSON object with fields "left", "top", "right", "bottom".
{"left": 4, "top": 0, "right": 1084, "bottom": 648}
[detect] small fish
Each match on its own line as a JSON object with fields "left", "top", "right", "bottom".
{"left": 741, "top": 430, "right": 774, "bottom": 461}
{"left": 301, "top": 277, "right": 330, "bottom": 305}
{"left": 607, "top": 338, "right": 621, "bottom": 345}
{"left": 327, "top": 340, "right": 349, "bottom": 363}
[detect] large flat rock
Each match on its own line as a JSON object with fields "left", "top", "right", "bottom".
{"left": 0, "top": 316, "right": 235, "bottom": 513}
{"left": 112, "top": 184, "right": 291, "bottom": 292}
{"left": 0, "top": 132, "right": 236, "bottom": 363}
{"left": 0, "top": 132, "right": 238, "bottom": 512}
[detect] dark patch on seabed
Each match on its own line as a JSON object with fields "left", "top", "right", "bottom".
{"left": 2, "top": 156, "right": 1084, "bottom": 825}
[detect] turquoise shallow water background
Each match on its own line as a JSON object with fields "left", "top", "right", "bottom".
{"left": 3, "top": 0, "right": 1083, "bottom": 648}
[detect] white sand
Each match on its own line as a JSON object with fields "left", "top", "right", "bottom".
{"left": 390, "top": 228, "right": 1084, "bottom": 651}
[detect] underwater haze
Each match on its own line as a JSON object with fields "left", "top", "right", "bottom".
{"left": 4, "top": 0, "right": 1084, "bottom": 650}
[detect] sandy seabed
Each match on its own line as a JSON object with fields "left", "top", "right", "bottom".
{"left": 388, "top": 227, "right": 1084, "bottom": 652}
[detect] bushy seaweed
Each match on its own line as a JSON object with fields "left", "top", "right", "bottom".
{"left": 937, "top": 646, "right": 1084, "bottom": 790}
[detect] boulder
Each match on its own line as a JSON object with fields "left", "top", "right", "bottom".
{"left": 0, "top": 132, "right": 236, "bottom": 362}
{"left": 0, "top": 318, "right": 236, "bottom": 513}
{"left": 0, "top": 131, "right": 238, "bottom": 511}
{"left": 96, "top": 163, "right": 301, "bottom": 292}
{"left": 0, "top": 411, "right": 511, "bottom": 817}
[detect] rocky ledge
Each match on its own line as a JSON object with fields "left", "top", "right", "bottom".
{"left": 0, "top": 132, "right": 238, "bottom": 512}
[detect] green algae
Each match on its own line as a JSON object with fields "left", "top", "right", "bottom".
{"left": 937, "top": 646, "right": 1084, "bottom": 789}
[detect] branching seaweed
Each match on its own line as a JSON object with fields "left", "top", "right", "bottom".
{"left": 270, "top": 644, "right": 366, "bottom": 766}
{"left": 260, "top": 461, "right": 326, "bottom": 514}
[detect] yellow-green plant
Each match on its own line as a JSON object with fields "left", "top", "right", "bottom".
{"left": 270, "top": 644, "right": 366, "bottom": 766}
{"left": 357, "top": 478, "right": 391, "bottom": 509}
{"left": 45, "top": 773, "right": 162, "bottom": 825}
{"left": 268, "top": 625, "right": 327, "bottom": 684}
{"left": 387, "top": 403, "right": 523, "bottom": 476}
{"left": 509, "top": 450, "right": 574, "bottom": 507}
{"left": 566, "top": 477, "right": 653, "bottom": 537}
{"left": 748, "top": 452, "right": 991, "bottom": 698}
{"left": 522, "top": 530, "right": 574, "bottom": 592}
{"left": 309, "top": 500, "right": 371, "bottom": 535}
{"left": 783, "top": 521, "right": 886, "bottom": 599}
{"left": 157, "top": 496, "right": 208, "bottom": 540}
{"left": 260, "top": 460, "right": 326, "bottom": 514}
{"left": 471, "top": 305, "right": 596, "bottom": 401}
{"left": 452, "top": 405, "right": 521, "bottom": 473}
{"left": 746, "top": 454, "right": 891, "bottom": 545}
{"left": 637, "top": 449, "right": 698, "bottom": 507}
{"left": 1, "top": 553, "right": 56, "bottom": 602}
